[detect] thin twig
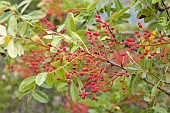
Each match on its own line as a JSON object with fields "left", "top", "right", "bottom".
{"left": 141, "top": 78, "right": 170, "bottom": 96}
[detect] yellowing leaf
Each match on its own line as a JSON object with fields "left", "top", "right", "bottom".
{"left": 4, "top": 36, "right": 10, "bottom": 45}
{"left": 149, "top": 30, "right": 156, "bottom": 41}
{"left": 145, "top": 42, "right": 150, "bottom": 50}
{"left": 141, "top": 30, "right": 156, "bottom": 50}
{"left": 115, "top": 106, "right": 120, "bottom": 110}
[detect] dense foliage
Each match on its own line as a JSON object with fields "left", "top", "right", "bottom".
{"left": 0, "top": 0, "right": 170, "bottom": 113}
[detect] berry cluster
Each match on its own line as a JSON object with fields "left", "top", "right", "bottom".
{"left": 32, "top": 13, "right": 167, "bottom": 101}
{"left": 20, "top": 13, "right": 168, "bottom": 101}
{"left": 134, "top": 22, "right": 166, "bottom": 59}
{"left": 39, "top": 18, "right": 54, "bottom": 31}
{"left": 21, "top": 50, "right": 56, "bottom": 74}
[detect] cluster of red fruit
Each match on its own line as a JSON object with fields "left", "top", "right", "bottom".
{"left": 20, "top": 13, "right": 167, "bottom": 101}
{"left": 21, "top": 50, "right": 56, "bottom": 74}
{"left": 134, "top": 22, "right": 166, "bottom": 59}
{"left": 39, "top": 18, "right": 54, "bottom": 31}
{"left": 36, "top": 18, "right": 55, "bottom": 41}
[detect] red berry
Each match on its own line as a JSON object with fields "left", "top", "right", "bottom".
{"left": 95, "top": 14, "right": 100, "bottom": 18}
{"left": 120, "top": 79, "right": 124, "bottom": 82}
{"left": 46, "top": 48, "right": 50, "bottom": 51}
{"left": 120, "top": 52, "right": 126, "bottom": 56}
{"left": 145, "top": 49, "right": 149, "bottom": 52}
{"left": 111, "top": 27, "right": 114, "bottom": 30}
{"left": 114, "top": 70, "right": 118, "bottom": 73}
{"left": 96, "top": 24, "right": 101, "bottom": 28}
{"left": 91, "top": 96, "right": 95, "bottom": 100}
{"left": 122, "top": 86, "right": 126, "bottom": 90}
{"left": 48, "top": 43, "right": 52, "bottom": 47}
{"left": 126, "top": 73, "right": 129, "bottom": 77}
{"left": 80, "top": 72, "right": 84, "bottom": 76}
{"left": 148, "top": 56, "right": 152, "bottom": 59}
{"left": 143, "top": 52, "right": 148, "bottom": 55}
{"left": 57, "top": 78, "right": 61, "bottom": 80}
{"left": 134, "top": 30, "right": 139, "bottom": 34}
{"left": 160, "top": 53, "right": 164, "bottom": 57}
{"left": 104, "top": 70, "right": 108, "bottom": 73}
{"left": 137, "top": 34, "right": 141, "bottom": 38}
{"left": 96, "top": 18, "right": 100, "bottom": 22}
{"left": 103, "top": 89, "right": 107, "bottom": 92}
{"left": 63, "top": 47, "right": 66, "bottom": 51}
{"left": 140, "top": 55, "right": 144, "bottom": 59}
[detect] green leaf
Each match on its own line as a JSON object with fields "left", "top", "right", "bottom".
{"left": 0, "top": 12, "right": 12, "bottom": 23}
{"left": 7, "top": 39, "right": 17, "bottom": 58}
{"left": 32, "top": 22, "right": 45, "bottom": 31}
{"left": 130, "top": 75, "right": 140, "bottom": 95}
{"left": 137, "top": 9, "right": 153, "bottom": 20}
{"left": 115, "top": 0, "right": 123, "bottom": 10}
{"left": 57, "top": 24, "right": 65, "bottom": 32}
{"left": 141, "top": 72, "right": 147, "bottom": 79}
{"left": 56, "top": 67, "right": 65, "bottom": 79}
{"left": 19, "top": 22, "right": 30, "bottom": 37}
{"left": 8, "top": 15, "right": 17, "bottom": 37}
{"left": 32, "top": 90, "right": 49, "bottom": 103}
{"left": 151, "top": 79, "right": 161, "bottom": 99}
{"left": 0, "top": 1, "right": 11, "bottom": 9}
{"left": 87, "top": 0, "right": 99, "bottom": 11}
{"left": 0, "top": 1, "right": 11, "bottom": 6}
{"left": 104, "top": 3, "right": 112, "bottom": 16}
{"left": 21, "top": 0, "right": 32, "bottom": 14}
{"left": 40, "top": 83, "right": 53, "bottom": 89}
{"left": 19, "top": 90, "right": 31, "bottom": 100}
{"left": 144, "top": 15, "right": 155, "bottom": 23}
{"left": 70, "top": 82, "right": 79, "bottom": 101}
{"left": 140, "top": 57, "right": 145, "bottom": 69}
{"left": 126, "top": 66, "right": 142, "bottom": 71}
{"left": 137, "top": 8, "right": 155, "bottom": 23}
{"left": 62, "top": 34, "right": 75, "bottom": 43}
{"left": 76, "top": 78, "right": 83, "bottom": 90}
{"left": 50, "top": 36, "right": 63, "bottom": 52}
{"left": 35, "top": 72, "right": 48, "bottom": 86}
{"left": 71, "top": 46, "right": 79, "bottom": 53}
{"left": 64, "top": 13, "right": 75, "bottom": 34}
{"left": 70, "top": 31, "right": 88, "bottom": 52}
{"left": 143, "top": 0, "right": 152, "bottom": 8}
{"left": 152, "top": 106, "right": 167, "bottom": 113}
{"left": 110, "top": 7, "right": 130, "bottom": 22}
{"left": 16, "top": 41, "right": 24, "bottom": 56}
{"left": 19, "top": 76, "right": 36, "bottom": 92}
{"left": 20, "top": 15, "right": 33, "bottom": 20}
{"left": 121, "top": 13, "right": 131, "bottom": 18}
{"left": 0, "top": 24, "right": 7, "bottom": 37}
{"left": 22, "top": 10, "right": 46, "bottom": 20}
{"left": 81, "top": 98, "right": 98, "bottom": 107}
{"left": 144, "top": 96, "right": 152, "bottom": 102}
{"left": 57, "top": 82, "right": 68, "bottom": 92}
{"left": 45, "top": 73, "right": 54, "bottom": 86}
{"left": 17, "top": 0, "right": 31, "bottom": 9}
{"left": 148, "top": 22, "right": 163, "bottom": 31}
{"left": 50, "top": 60, "right": 65, "bottom": 79}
